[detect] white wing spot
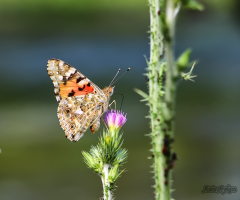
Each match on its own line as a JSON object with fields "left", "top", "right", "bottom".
{"left": 75, "top": 109, "right": 84, "bottom": 115}
{"left": 68, "top": 68, "right": 76, "bottom": 74}
{"left": 59, "top": 61, "right": 64, "bottom": 67}
{"left": 66, "top": 68, "right": 76, "bottom": 76}
{"left": 76, "top": 97, "right": 83, "bottom": 102}
{"left": 52, "top": 77, "right": 58, "bottom": 87}
{"left": 56, "top": 96, "right": 61, "bottom": 101}
{"left": 58, "top": 75, "right": 63, "bottom": 81}
{"left": 65, "top": 72, "right": 71, "bottom": 77}
{"left": 48, "top": 61, "right": 56, "bottom": 70}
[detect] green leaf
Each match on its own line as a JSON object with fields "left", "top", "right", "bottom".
{"left": 134, "top": 88, "right": 149, "bottom": 100}
{"left": 160, "top": 14, "right": 171, "bottom": 43}
{"left": 183, "top": 0, "right": 204, "bottom": 11}
{"left": 177, "top": 48, "right": 192, "bottom": 71}
{"left": 179, "top": 0, "right": 190, "bottom": 6}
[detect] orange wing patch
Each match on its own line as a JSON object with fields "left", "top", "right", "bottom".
{"left": 59, "top": 80, "right": 95, "bottom": 98}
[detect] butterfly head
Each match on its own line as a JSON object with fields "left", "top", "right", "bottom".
{"left": 103, "top": 86, "right": 115, "bottom": 97}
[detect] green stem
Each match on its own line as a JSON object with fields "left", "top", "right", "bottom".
{"left": 149, "top": 0, "right": 165, "bottom": 199}
{"left": 148, "top": 0, "right": 179, "bottom": 199}
{"left": 135, "top": 0, "right": 201, "bottom": 199}
{"left": 101, "top": 164, "right": 112, "bottom": 200}
{"left": 163, "top": 1, "right": 178, "bottom": 199}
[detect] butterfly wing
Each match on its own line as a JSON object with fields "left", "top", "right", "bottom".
{"left": 47, "top": 59, "right": 104, "bottom": 102}
{"left": 47, "top": 59, "right": 107, "bottom": 141}
{"left": 57, "top": 95, "right": 103, "bottom": 141}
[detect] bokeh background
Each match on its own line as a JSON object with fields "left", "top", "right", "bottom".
{"left": 0, "top": 0, "right": 240, "bottom": 199}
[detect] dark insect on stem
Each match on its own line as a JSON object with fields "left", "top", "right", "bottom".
{"left": 145, "top": 76, "right": 149, "bottom": 82}
{"left": 164, "top": 180, "right": 168, "bottom": 185}
{"left": 172, "top": 152, "right": 177, "bottom": 161}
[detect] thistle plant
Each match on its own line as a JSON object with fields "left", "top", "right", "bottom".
{"left": 135, "top": 0, "right": 203, "bottom": 199}
{"left": 82, "top": 110, "right": 127, "bottom": 200}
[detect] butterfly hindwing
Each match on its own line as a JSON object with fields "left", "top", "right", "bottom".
{"left": 57, "top": 96, "right": 103, "bottom": 141}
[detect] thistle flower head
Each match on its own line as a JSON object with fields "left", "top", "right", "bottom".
{"left": 104, "top": 110, "right": 127, "bottom": 132}
{"left": 83, "top": 109, "right": 128, "bottom": 197}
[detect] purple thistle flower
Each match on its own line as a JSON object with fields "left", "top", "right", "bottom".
{"left": 104, "top": 110, "right": 127, "bottom": 131}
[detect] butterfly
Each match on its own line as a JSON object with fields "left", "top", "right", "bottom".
{"left": 47, "top": 59, "right": 115, "bottom": 142}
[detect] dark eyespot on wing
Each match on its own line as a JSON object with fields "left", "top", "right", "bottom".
{"left": 68, "top": 90, "right": 75, "bottom": 97}
{"left": 70, "top": 124, "right": 75, "bottom": 129}
{"left": 64, "top": 108, "right": 71, "bottom": 114}
{"left": 78, "top": 85, "right": 86, "bottom": 91}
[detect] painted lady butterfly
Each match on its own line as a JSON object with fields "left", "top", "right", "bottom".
{"left": 47, "top": 59, "right": 114, "bottom": 142}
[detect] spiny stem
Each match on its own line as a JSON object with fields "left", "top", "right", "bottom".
{"left": 149, "top": 0, "right": 179, "bottom": 199}
{"left": 164, "top": 0, "right": 178, "bottom": 198}
{"left": 149, "top": 0, "right": 165, "bottom": 199}
{"left": 135, "top": 0, "right": 202, "bottom": 199}
{"left": 102, "top": 164, "right": 112, "bottom": 200}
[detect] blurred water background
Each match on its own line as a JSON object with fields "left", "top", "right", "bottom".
{"left": 0, "top": 0, "right": 240, "bottom": 199}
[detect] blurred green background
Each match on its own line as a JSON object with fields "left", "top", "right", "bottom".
{"left": 1, "top": 0, "right": 240, "bottom": 199}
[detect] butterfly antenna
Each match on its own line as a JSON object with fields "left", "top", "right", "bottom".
{"left": 109, "top": 69, "right": 121, "bottom": 86}
{"left": 110, "top": 68, "right": 130, "bottom": 86}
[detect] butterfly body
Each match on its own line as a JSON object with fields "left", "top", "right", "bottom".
{"left": 47, "top": 59, "right": 114, "bottom": 142}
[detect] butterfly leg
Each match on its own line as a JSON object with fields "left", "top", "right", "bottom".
{"left": 101, "top": 116, "right": 109, "bottom": 131}
{"left": 108, "top": 100, "right": 116, "bottom": 111}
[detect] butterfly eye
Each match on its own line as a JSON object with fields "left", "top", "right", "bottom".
{"left": 70, "top": 123, "right": 75, "bottom": 130}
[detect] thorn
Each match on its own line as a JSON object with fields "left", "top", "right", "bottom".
{"left": 181, "top": 62, "right": 197, "bottom": 81}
